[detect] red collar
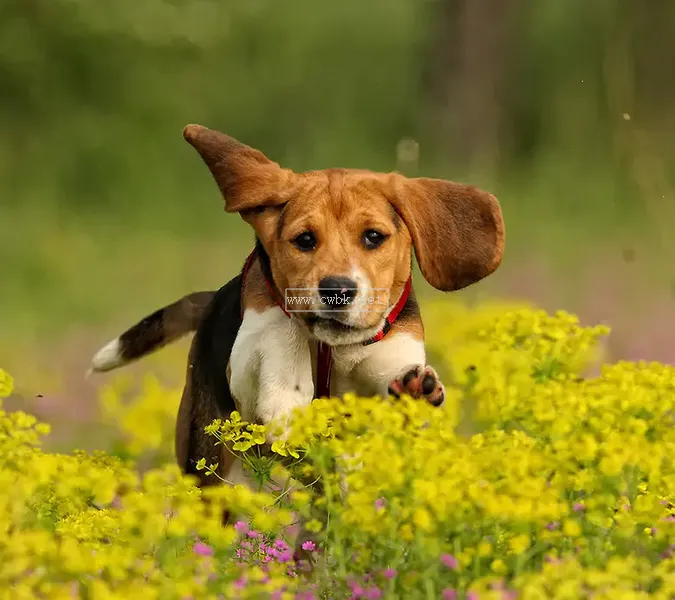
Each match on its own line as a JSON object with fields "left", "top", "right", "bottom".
{"left": 241, "top": 248, "right": 411, "bottom": 398}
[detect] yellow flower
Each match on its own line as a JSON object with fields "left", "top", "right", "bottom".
{"left": 399, "top": 524, "right": 414, "bottom": 541}
{"left": 305, "top": 519, "right": 323, "bottom": 533}
{"left": 509, "top": 533, "right": 531, "bottom": 555}
{"left": 0, "top": 369, "right": 13, "bottom": 398}
{"left": 563, "top": 519, "right": 582, "bottom": 538}
{"left": 491, "top": 559, "right": 508, "bottom": 574}
{"left": 478, "top": 541, "right": 493, "bottom": 557}
{"left": 2, "top": 298, "right": 675, "bottom": 597}
{"left": 292, "top": 490, "right": 311, "bottom": 509}
{"left": 412, "top": 508, "right": 433, "bottom": 532}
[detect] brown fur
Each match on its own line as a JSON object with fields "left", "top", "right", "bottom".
{"left": 96, "top": 125, "right": 504, "bottom": 537}
{"left": 241, "top": 258, "right": 279, "bottom": 314}
{"left": 183, "top": 124, "right": 504, "bottom": 332}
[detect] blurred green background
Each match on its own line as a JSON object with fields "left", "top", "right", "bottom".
{"left": 2, "top": 0, "right": 674, "bottom": 445}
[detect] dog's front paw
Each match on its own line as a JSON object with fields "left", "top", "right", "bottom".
{"left": 387, "top": 364, "right": 445, "bottom": 407}
{"left": 265, "top": 422, "right": 288, "bottom": 446}
{"left": 263, "top": 412, "right": 295, "bottom": 447}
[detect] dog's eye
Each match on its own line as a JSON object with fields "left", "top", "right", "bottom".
{"left": 362, "top": 229, "right": 387, "bottom": 250}
{"left": 293, "top": 231, "right": 317, "bottom": 251}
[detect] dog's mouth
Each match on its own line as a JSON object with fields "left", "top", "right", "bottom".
{"left": 305, "top": 315, "right": 358, "bottom": 332}
{"left": 301, "top": 312, "right": 385, "bottom": 346}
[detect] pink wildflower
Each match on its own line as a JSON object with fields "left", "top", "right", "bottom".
{"left": 274, "top": 539, "right": 290, "bottom": 551}
{"left": 382, "top": 568, "right": 397, "bottom": 579}
{"left": 233, "top": 576, "right": 247, "bottom": 590}
{"left": 193, "top": 541, "right": 214, "bottom": 557}
{"left": 234, "top": 521, "right": 249, "bottom": 534}
{"left": 278, "top": 549, "right": 293, "bottom": 563}
{"left": 440, "top": 553, "right": 459, "bottom": 570}
{"left": 442, "top": 590, "right": 457, "bottom": 600}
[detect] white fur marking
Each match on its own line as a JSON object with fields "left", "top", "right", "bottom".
{"left": 229, "top": 308, "right": 314, "bottom": 442}
{"left": 348, "top": 265, "right": 373, "bottom": 323}
{"left": 91, "top": 338, "right": 124, "bottom": 372}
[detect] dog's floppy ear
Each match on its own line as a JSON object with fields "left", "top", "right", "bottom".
{"left": 389, "top": 175, "right": 505, "bottom": 291}
{"left": 183, "top": 124, "right": 293, "bottom": 213}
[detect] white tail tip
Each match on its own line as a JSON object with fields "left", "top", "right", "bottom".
{"left": 91, "top": 338, "right": 124, "bottom": 373}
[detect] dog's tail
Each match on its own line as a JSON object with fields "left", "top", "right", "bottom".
{"left": 90, "top": 291, "right": 216, "bottom": 373}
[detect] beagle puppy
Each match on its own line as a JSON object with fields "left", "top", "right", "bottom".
{"left": 91, "top": 124, "right": 505, "bottom": 493}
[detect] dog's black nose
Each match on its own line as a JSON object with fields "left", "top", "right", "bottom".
{"left": 318, "top": 276, "right": 358, "bottom": 308}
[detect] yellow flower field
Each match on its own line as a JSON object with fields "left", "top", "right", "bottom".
{"left": 2, "top": 298, "right": 675, "bottom": 599}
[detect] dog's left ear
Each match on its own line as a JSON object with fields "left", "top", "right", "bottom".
{"left": 389, "top": 175, "right": 505, "bottom": 291}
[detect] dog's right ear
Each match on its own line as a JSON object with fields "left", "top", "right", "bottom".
{"left": 183, "top": 124, "right": 294, "bottom": 213}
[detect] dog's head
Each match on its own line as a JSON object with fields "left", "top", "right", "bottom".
{"left": 184, "top": 125, "right": 504, "bottom": 345}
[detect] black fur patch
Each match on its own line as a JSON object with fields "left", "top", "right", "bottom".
{"left": 118, "top": 306, "right": 167, "bottom": 361}
{"left": 118, "top": 291, "right": 215, "bottom": 362}
{"left": 189, "top": 275, "right": 243, "bottom": 418}
{"left": 183, "top": 270, "right": 245, "bottom": 478}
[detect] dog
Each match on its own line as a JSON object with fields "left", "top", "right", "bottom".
{"left": 90, "top": 124, "right": 504, "bottom": 498}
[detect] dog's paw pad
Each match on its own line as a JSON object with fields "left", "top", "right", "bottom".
{"left": 388, "top": 364, "right": 445, "bottom": 407}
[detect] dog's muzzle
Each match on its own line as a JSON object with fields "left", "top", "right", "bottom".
{"left": 317, "top": 276, "right": 358, "bottom": 314}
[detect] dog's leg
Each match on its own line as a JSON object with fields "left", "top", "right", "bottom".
{"left": 229, "top": 308, "right": 314, "bottom": 443}
{"left": 342, "top": 331, "right": 445, "bottom": 407}
{"left": 228, "top": 308, "right": 320, "bottom": 561}
{"left": 370, "top": 333, "right": 445, "bottom": 407}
